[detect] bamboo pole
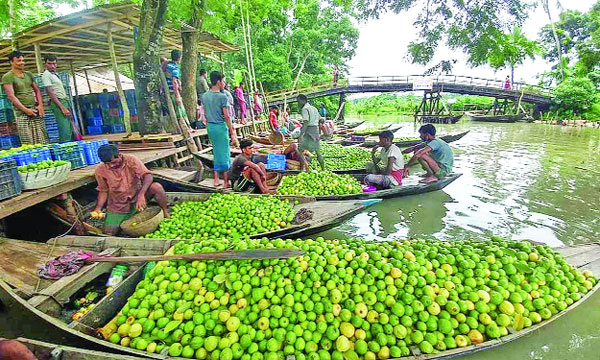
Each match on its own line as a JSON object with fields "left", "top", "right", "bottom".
{"left": 246, "top": 4, "right": 258, "bottom": 93}
{"left": 239, "top": 0, "right": 256, "bottom": 134}
{"left": 69, "top": 61, "right": 85, "bottom": 135}
{"left": 84, "top": 69, "right": 92, "bottom": 94}
{"left": 107, "top": 23, "right": 131, "bottom": 136}
{"left": 33, "top": 43, "right": 43, "bottom": 74}
{"left": 8, "top": 0, "right": 17, "bottom": 50}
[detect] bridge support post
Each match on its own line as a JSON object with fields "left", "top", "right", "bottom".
{"left": 337, "top": 92, "right": 345, "bottom": 123}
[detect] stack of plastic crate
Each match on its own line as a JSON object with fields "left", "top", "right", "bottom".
{"left": 50, "top": 142, "right": 86, "bottom": 169}
{"left": 0, "top": 89, "right": 18, "bottom": 149}
{"left": 0, "top": 159, "right": 21, "bottom": 201}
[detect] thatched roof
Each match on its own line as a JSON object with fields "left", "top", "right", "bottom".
{"left": 0, "top": 2, "right": 239, "bottom": 73}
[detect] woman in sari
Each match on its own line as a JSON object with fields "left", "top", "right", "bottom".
{"left": 235, "top": 84, "right": 247, "bottom": 124}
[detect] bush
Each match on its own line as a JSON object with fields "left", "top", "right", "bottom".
{"left": 552, "top": 77, "right": 599, "bottom": 118}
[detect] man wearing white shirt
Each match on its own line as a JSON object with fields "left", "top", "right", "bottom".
{"left": 365, "top": 130, "right": 407, "bottom": 188}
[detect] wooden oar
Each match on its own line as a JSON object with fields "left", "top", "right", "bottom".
{"left": 87, "top": 249, "right": 305, "bottom": 263}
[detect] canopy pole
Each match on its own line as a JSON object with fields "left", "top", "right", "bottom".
{"left": 34, "top": 43, "right": 43, "bottom": 74}
{"left": 84, "top": 69, "right": 92, "bottom": 93}
{"left": 107, "top": 22, "right": 131, "bottom": 136}
{"left": 219, "top": 53, "right": 225, "bottom": 75}
{"left": 69, "top": 61, "right": 85, "bottom": 136}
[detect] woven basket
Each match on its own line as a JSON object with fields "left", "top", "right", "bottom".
{"left": 19, "top": 162, "right": 71, "bottom": 190}
{"left": 286, "top": 159, "right": 301, "bottom": 170}
{"left": 120, "top": 207, "right": 164, "bottom": 237}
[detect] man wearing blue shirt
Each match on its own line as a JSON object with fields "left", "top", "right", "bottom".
{"left": 403, "top": 124, "right": 454, "bottom": 184}
{"left": 164, "top": 50, "right": 191, "bottom": 129}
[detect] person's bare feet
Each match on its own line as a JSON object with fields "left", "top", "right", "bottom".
{"left": 162, "top": 208, "right": 171, "bottom": 218}
{"left": 213, "top": 180, "right": 221, "bottom": 187}
{"left": 420, "top": 176, "right": 438, "bottom": 184}
{"left": 223, "top": 182, "right": 231, "bottom": 188}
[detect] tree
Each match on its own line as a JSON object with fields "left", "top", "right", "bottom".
{"left": 177, "top": 0, "right": 204, "bottom": 124}
{"left": 133, "top": 0, "right": 168, "bottom": 134}
{"left": 488, "top": 27, "right": 538, "bottom": 87}
{"left": 552, "top": 77, "right": 598, "bottom": 117}
{"left": 539, "top": 0, "right": 565, "bottom": 81}
{"left": 0, "top": 0, "right": 79, "bottom": 39}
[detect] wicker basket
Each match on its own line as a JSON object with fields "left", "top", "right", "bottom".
{"left": 19, "top": 162, "right": 71, "bottom": 190}
{"left": 120, "top": 206, "right": 164, "bottom": 237}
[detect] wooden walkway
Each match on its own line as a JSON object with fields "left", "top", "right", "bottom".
{"left": 0, "top": 148, "right": 178, "bottom": 220}
{"left": 267, "top": 75, "right": 553, "bottom": 107}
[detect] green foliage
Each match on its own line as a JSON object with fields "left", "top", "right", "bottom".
{"left": 0, "top": 0, "right": 81, "bottom": 37}
{"left": 346, "top": 93, "right": 495, "bottom": 115}
{"left": 551, "top": 77, "right": 599, "bottom": 118}
{"left": 487, "top": 27, "right": 538, "bottom": 79}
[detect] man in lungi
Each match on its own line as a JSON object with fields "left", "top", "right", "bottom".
{"left": 2, "top": 51, "right": 48, "bottom": 144}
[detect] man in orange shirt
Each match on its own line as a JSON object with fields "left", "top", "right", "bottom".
{"left": 92, "top": 144, "right": 169, "bottom": 235}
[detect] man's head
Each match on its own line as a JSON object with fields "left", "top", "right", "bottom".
{"left": 200, "top": 69, "right": 207, "bottom": 77}
{"left": 418, "top": 124, "right": 436, "bottom": 141}
{"left": 270, "top": 106, "right": 278, "bottom": 114}
{"left": 7, "top": 51, "right": 24, "bottom": 70}
{"left": 98, "top": 144, "right": 122, "bottom": 168}
{"left": 210, "top": 71, "right": 225, "bottom": 90}
{"left": 297, "top": 94, "right": 308, "bottom": 107}
{"left": 378, "top": 130, "right": 394, "bottom": 148}
{"left": 44, "top": 54, "right": 58, "bottom": 72}
{"left": 239, "top": 139, "right": 254, "bottom": 155}
{"left": 171, "top": 49, "right": 182, "bottom": 63}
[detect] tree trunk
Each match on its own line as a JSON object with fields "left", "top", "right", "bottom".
{"left": 291, "top": 53, "right": 310, "bottom": 91}
{"left": 181, "top": 0, "right": 204, "bottom": 125}
{"left": 542, "top": 1, "right": 564, "bottom": 81}
{"left": 8, "top": 0, "right": 17, "bottom": 49}
{"left": 133, "top": 0, "right": 168, "bottom": 135}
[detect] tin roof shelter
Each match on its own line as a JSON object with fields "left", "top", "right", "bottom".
{"left": 0, "top": 2, "right": 239, "bottom": 73}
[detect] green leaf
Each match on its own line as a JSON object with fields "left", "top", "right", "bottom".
{"left": 515, "top": 263, "right": 533, "bottom": 274}
{"left": 213, "top": 274, "right": 227, "bottom": 284}
{"left": 164, "top": 320, "right": 182, "bottom": 334}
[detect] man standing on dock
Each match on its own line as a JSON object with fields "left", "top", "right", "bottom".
{"left": 2, "top": 51, "right": 48, "bottom": 144}
{"left": 164, "top": 50, "right": 192, "bottom": 131}
{"left": 42, "top": 55, "right": 73, "bottom": 142}
{"left": 92, "top": 144, "right": 170, "bottom": 235}
{"left": 403, "top": 124, "right": 454, "bottom": 184}
{"left": 296, "top": 94, "right": 324, "bottom": 171}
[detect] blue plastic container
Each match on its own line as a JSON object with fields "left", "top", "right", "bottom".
{"left": 93, "top": 108, "right": 102, "bottom": 118}
{"left": 50, "top": 143, "right": 87, "bottom": 169}
{"left": 0, "top": 135, "right": 20, "bottom": 149}
{"left": 87, "top": 126, "right": 103, "bottom": 135}
{"left": 266, "top": 154, "right": 287, "bottom": 171}
{"left": 82, "top": 142, "right": 100, "bottom": 165}
{"left": 110, "top": 124, "right": 125, "bottom": 133}
{"left": 88, "top": 117, "right": 103, "bottom": 126}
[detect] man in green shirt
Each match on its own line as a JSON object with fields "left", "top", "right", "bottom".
{"left": 403, "top": 124, "right": 454, "bottom": 184}
{"left": 1, "top": 51, "right": 48, "bottom": 144}
{"left": 42, "top": 55, "right": 72, "bottom": 142}
{"left": 296, "top": 94, "right": 324, "bottom": 171}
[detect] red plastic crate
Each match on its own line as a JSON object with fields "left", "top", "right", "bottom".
{"left": 0, "top": 122, "right": 17, "bottom": 136}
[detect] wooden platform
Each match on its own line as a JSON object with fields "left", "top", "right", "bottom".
{"left": 0, "top": 148, "right": 178, "bottom": 220}
{"left": 151, "top": 167, "right": 197, "bottom": 182}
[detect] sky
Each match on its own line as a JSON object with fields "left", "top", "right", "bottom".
{"left": 347, "top": 1, "right": 598, "bottom": 84}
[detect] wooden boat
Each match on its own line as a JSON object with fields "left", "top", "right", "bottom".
{"left": 467, "top": 112, "right": 526, "bottom": 123}
{"left": 249, "top": 134, "right": 295, "bottom": 146}
{"left": 0, "top": 337, "right": 145, "bottom": 359}
{"left": 339, "top": 120, "right": 364, "bottom": 129}
{"left": 2, "top": 239, "right": 599, "bottom": 359}
{"left": 422, "top": 114, "right": 462, "bottom": 124}
{"left": 296, "top": 173, "right": 462, "bottom": 200}
{"left": 340, "top": 124, "right": 403, "bottom": 138}
{"left": 47, "top": 187, "right": 381, "bottom": 237}
{"left": 341, "top": 130, "right": 470, "bottom": 148}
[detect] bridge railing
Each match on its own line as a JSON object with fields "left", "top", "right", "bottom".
{"left": 265, "top": 75, "right": 553, "bottom": 103}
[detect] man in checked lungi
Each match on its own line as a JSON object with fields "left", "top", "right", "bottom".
{"left": 1, "top": 50, "right": 48, "bottom": 144}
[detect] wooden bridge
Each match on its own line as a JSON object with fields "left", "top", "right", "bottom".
{"left": 266, "top": 75, "right": 554, "bottom": 108}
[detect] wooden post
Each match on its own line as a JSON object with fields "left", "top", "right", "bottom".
{"left": 219, "top": 53, "right": 225, "bottom": 75}
{"left": 69, "top": 62, "right": 85, "bottom": 135}
{"left": 84, "top": 69, "right": 92, "bottom": 94}
{"left": 338, "top": 92, "right": 345, "bottom": 123}
{"left": 107, "top": 23, "right": 131, "bottom": 135}
{"left": 158, "top": 69, "right": 180, "bottom": 134}
{"left": 33, "top": 43, "right": 43, "bottom": 74}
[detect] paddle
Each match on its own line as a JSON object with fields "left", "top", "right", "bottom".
{"left": 87, "top": 249, "right": 305, "bottom": 263}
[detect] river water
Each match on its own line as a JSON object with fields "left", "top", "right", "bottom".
{"left": 319, "top": 115, "right": 600, "bottom": 359}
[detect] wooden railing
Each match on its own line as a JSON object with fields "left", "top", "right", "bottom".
{"left": 265, "top": 75, "right": 553, "bottom": 103}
